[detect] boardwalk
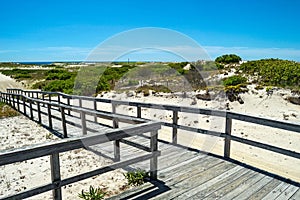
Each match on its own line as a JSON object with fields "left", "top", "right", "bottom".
{"left": 0, "top": 89, "right": 300, "bottom": 199}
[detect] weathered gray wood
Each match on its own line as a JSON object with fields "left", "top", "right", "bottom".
{"left": 60, "top": 107, "right": 67, "bottom": 138}
{"left": 262, "top": 182, "right": 290, "bottom": 200}
{"left": 273, "top": 185, "right": 299, "bottom": 200}
{"left": 29, "top": 100, "right": 34, "bottom": 120}
{"left": 230, "top": 135, "right": 300, "bottom": 159}
{"left": 290, "top": 188, "right": 300, "bottom": 200}
{"left": 81, "top": 111, "right": 87, "bottom": 135}
{"left": 120, "top": 139, "right": 151, "bottom": 152}
{"left": 224, "top": 114, "right": 232, "bottom": 158}
{"left": 190, "top": 168, "right": 252, "bottom": 199}
{"left": 67, "top": 98, "right": 71, "bottom": 115}
{"left": 247, "top": 179, "right": 281, "bottom": 200}
{"left": 150, "top": 130, "right": 158, "bottom": 179}
{"left": 228, "top": 112, "right": 300, "bottom": 133}
{"left": 48, "top": 104, "right": 53, "bottom": 129}
{"left": 177, "top": 165, "right": 244, "bottom": 199}
{"left": 37, "top": 101, "right": 41, "bottom": 123}
{"left": 50, "top": 153, "right": 62, "bottom": 200}
{"left": 137, "top": 106, "right": 141, "bottom": 118}
{"left": 232, "top": 175, "right": 274, "bottom": 200}
{"left": 172, "top": 110, "right": 178, "bottom": 144}
{"left": 220, "top": 173, "right": 265, "bottom": 199}
{"left": 94, "top": 99, "right": 97, "bottom": 122}
{"left": 0, "top": 121, "right": 161, "bottom": 166}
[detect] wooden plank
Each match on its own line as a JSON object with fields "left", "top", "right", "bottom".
{"left": 274, "top": 185, "right": 299, "bottom": 200}
{"left": 247, "top": 178, "right": 282, "bottom": 200}
{"left": 154, "top": 161, "right": 235, "bottom": 200}
{"left": 177, "top": 165, "right": 244, "bottom": 199}
{"left": 232, "top": 175, "right": 274, "bottom": 200}
{"left": 261, "top": 181, "right": 291, "bottom": 200}
{"left": 205, "top": 170, "right": 257, "bottom": 199}
{"left": 189, "top": 168, "right": 253, "bottom": 199}
{"left": 290, "top": 188, "right": 300, "bottom": 200}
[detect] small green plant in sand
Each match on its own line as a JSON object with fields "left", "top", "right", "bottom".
{"left": 0, "top": 102, "right": 19, "bottom": 118}
{"left": 78, "top": 185, "right": 106, "bottom": 200}
{"left": 124, "top": 169, "right": 149, "bottom": 187}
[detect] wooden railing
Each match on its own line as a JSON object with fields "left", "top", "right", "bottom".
{"left": 0, "top": 90, "right": 161, "bottom": 200}
{"left": 5, "top": 89, "right": 300, "bottom": 161}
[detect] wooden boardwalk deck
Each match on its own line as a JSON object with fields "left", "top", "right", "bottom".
{"left": 1, "top": 89, "right": 300, "bottom": 199}
{"left": 108, "top": 137, "right": 300, "bottom": 200}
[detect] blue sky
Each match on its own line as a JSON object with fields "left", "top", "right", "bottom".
{"left": 0, "top": 0, "right": 300, "bottom": 61}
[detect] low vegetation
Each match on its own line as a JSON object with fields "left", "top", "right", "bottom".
{"left": 123, "top": 169, "right": 149, "bottom": 187}
{"left": 239, "top": 59, "right": 300, "bottom": 89}
{"left": 78, "top": 186, "right": 106, "bottom": 200}
{"left": 0, "top": 102, "right": 19, "bottom": 118}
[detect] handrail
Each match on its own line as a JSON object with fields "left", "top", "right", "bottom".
{"left": 0, "top": 122, "right": 160, "bottom": 200}
{"left": 7, "top": 88, "right": 300, "bottom": 160}
{"left": 0, "top": 90, "right": 161, "bottom": 200}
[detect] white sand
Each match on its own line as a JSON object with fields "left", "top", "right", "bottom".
{"left": 0, "top": 73, "right": 24, "bottom": 92}
{"left": 0, "top": 116, "right": 129, "bottom": 199}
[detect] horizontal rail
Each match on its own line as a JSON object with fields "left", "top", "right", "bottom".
{"left": 4, "top": 89, "right": 300, "bottom": 170}
{"left": 0, "top": 121, "right": 160, "bottom": 166}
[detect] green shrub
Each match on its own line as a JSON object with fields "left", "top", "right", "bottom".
{"left": 124, "top": 169, "right": 149, "bottom": 186}
{"left": 78, "top": 186, "right": 106, "bottom": 200}
{"left": 239, "top": 59, "right": 300, "bottom": 89}
{"left": 215, "top": 54, "right": 242, "bottom": 64}
{"left": 223, "top": 75, "right": 247, "bottom": 86}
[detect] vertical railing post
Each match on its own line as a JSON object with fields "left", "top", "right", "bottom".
{"left": 50, "top": 153, "right": 62, "bottom": 200}
{"left": 137, "top": 106, "right": 141, "bottom": 118}
{"left": 172, "top": 110, "right": 178, "bottom": 144}
{"left": 12, "top": 94, "right": 16, "bottom": 108}
{"left": 81, "top": 111, "right": 87, "bottom": 135}
{"left": 57, "top": 94, "right": 61, "bottom": 104}
{"left": 37, "top": 101, "right": 41, "bottom": 124}
{"left": 150, "top": 130, "right": 158, "bottom": 180}
{"left": 23, "top": 96, "right": 27, "bottom": 116}
{"left": 29, "top": 100, "right": 33, "bottom": 120}
{"left": 67, "top": 97, "right": 71, "bottom": 115}
{"left": 112, "top": 102, "right": 120, "bottom": 161}
{"left": 79, "top": 98, "right": 82, "bottom": 118}
{"left": 48, "top": 104, "right": 53, "bottom": 129}
{"left": 60, "top": 107, "right": 67, "bottom": 138}
{"left": 93, "top": 99, "right": 97, "bottom": 122}
{"left": 224, "top": 112, "right": 232, "bottom": 159}
{"left": 17, "top": 95, "right": 20, "bottom": 111}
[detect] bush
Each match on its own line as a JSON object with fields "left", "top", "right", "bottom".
{"left": 78, "top": 186, "right": 106, "bottom": 200}
{"left": 223, "top": 75, "right": 247, "bottom": 86}
{"left": 215, "top": 54, "right": 242, "bottom": 64}
{"left": 239, "top": 59, "right": 300, "bottom": 89}
{"left": 124, "top": 169, "right": 149, "bottom": 186}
